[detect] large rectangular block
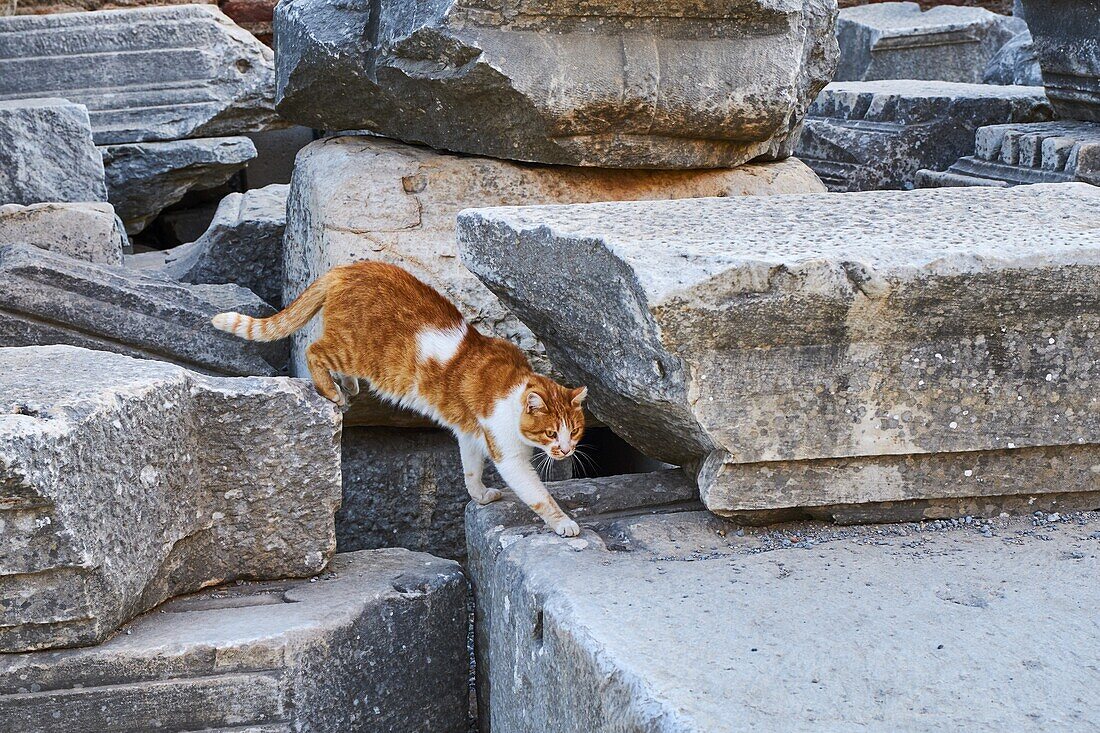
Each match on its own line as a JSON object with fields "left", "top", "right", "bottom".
{"left": 0, "top": 550, "right": 469, "bottom": 732}
{"left": 1019, "top": 0, "right": 1100, "bottom": 121}
{"left": 795, "top": 80, "right": 1052, "bottom": 191}
{"left": 0, "top": 202, "right": 125, "bottom": 265}
{"left": 0, "top": 243, "right": 287, "bottom": 376}
{"left": 0, "top": 5, "right": 278, "bottom": 144}
{"left": 0, "top": 345, "right": 340, "bottom": 652}
{"left": 458, "top": 184, "right": 1100, "bottom": 517}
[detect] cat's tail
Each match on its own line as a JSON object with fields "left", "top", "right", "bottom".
{"left": 212, "top": 273, "right": 332, "bottom": 342}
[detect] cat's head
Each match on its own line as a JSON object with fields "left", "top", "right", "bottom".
{"left": 519, "top": 377, "right": 587, "bottom": 460}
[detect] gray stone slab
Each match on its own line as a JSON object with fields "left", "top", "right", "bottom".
{"left": 982, "top": 29, "right": 1042, "bottom": 86}
{"left": 0, "top": 243, "right": 287, "bottom": 376}
{"left": 0, "top": 549, "right": 469, "bottom": 732}
{"left": 917, "top": 120, "right": 1100, "bottom": 189}
{"left": 102, "top": 136, "right": 257, "bottom": 235}
{"left": 0, "top": 5, "right": 278, "bottom": 144}
{"left": 467, "top": 472, "right": 1100, "bottom": 733}
{"left": 0, "top": 98, "right": 106, "bottom": 205}
{"left": 458, "top": 184, "right": 1100, "bottom": 517}
{"left": 836, "top": 2, "right": 1021, "bottom": 83}
{"left": 0, "top": 345, "right": 340, "bottom": 652}
{"left": 274, "top": 0, "right": 838, "bottom": 169}
{"left": 795, "top": 80, "right": 1052, "bottom": 191}
{"left": 0, "top": 202, "right": 125, "bottom": 265}
{"left": 1019, "top": 0, "right": 1100, "bottom": 121}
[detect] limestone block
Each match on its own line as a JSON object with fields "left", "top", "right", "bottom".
{"left": 1019, "top": 0, "right": 1100, "bottom": 121}
{"left": 0, "top": 243, "right": 287, "bottom": 376}
{"left": 458, "top": 183, "right": 1100, "bottom": 517}
{"left": 982, "top": 30, "right": 1042, "bottom": 86}
{"left": 467, "top": 472, "right": 1100, "bottom": 732}
{"left": 795, "top": 80, "right": 1052, "bottom": 191}
{"left": 0, "top": 549, "right": 468, "bottom": 732}
{"left": 0, "top": 99, "right": 106, "bottom": 206}
{"left": 836, "top": 2, "right": 1021, "bottom": 83}
{"left": 274, "top": 0, "right": 839, "bottom": 169}
{"left": 0, "top": 202, "right": 125, "bottom": 265}
{"left": 286, "top": 135, "right": 825, "bottom": 425}
{"left": 0, "top": 5, "right": 278, "bottom": 144}
{"left": 0, "top": 345, "right": 341, "bottom": 652}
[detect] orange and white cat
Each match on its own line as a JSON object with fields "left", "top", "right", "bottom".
{"left": 212, "top": 261, "right": 585, "bottom": 537}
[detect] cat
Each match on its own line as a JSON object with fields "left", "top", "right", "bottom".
{"left": 212, "top": 261, "right": 586, "bottom": 537}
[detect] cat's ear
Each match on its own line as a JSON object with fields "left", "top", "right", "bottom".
{"left": 569, "top": 386, "right": 588, "bottom": 407}
{"left": 525, "top": 389, "right": 546, "bottom": 414}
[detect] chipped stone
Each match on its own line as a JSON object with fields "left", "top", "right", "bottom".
{"left": 0, "top": 202, "right": 125, "bottom": 265}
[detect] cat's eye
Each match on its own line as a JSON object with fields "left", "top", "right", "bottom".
{"left": 544, "top": 430, "right": 556, "bottom": 439}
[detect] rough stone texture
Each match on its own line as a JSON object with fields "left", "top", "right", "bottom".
{"left": 102, "top": 136, "right": 257, "bottom": 234}
{"left": 458, "top": 184, "right": 1100, "bottom": 517}
{"left": 982, "top": 29, "right": 1041, "bottom": 86}
{"left": 0, "top": 202, "right": 125, "bottom": 265}
{"left": 0, "top": 5, "right": 278, "bottom": 144}
{"left": 917, "top": 121, "right": 1100, "bottom": 188}
{"left": 0, "top": 549, "right": 469, "bottom": 732}
{"left": 159, "top": 183, "right": 287, "bottom": 305}
{"left": 274, "top": 0, "right": 839, "bottom": 169}
{"left": 0, "top": 243, "right": 287, "bottom": 376}
{"left": 287, "top": 135, "right": 826, "bottom": 425}
{"left": 467, "top": 472, "right": 1100, "bottom": 733}
{"left": 835, "top": 2, "right": 1021, "bottom": 83}
{"left": 0, "top": 98, "right": 107, "bottom": 205}
{"left": 1019, "top": 0, "right": 1100, "bottom": 121}
{"left": 0, "top": 345, "right": 341, "bottom": 652}
{"left": 795, "top": 80, "right": 1052, "bottom": 191}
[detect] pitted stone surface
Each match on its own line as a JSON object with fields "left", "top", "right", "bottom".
{"left": 0, "top": 550, "right": 468, "bottom": 732}
{"left": 795, "top": 80, "right": 1052, "bottom": 191}
{"left": 287, "top": 135, "right": 825, "bottom": 425}
{"left": 274, "top": 0, "right": 838, "bottom": 168}
{"left": 0, "top": 99, "right": 106, "bottom": 205}
{"left": 1019, "top": 0, "right": 1100, "bottom": 121}
{"left": 0, "top": 243, "right": 287, "bottom": 377}
{"left": 459, "top": 184, "right": 1100, "bottom": 515}
{"left": 467, "top": 472, "right": 1100, "bottom": 733}
{"left": 0, "top": 202, "right": 125, "bottom": 265}
{"left": 0, "top": 5, "right": 278, "bottom": 144}
{"left": 0, "top": 345, "right": 341, "bottom": 652}
{"left": 836, "top": 2, "right": 1021, "bottom": 83}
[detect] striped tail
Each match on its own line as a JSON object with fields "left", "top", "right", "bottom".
{"left": 212, "top": 273, "right": 332, "bottom": 342}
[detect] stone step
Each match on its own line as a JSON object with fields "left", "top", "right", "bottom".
{"left": 467, "top": 472, "right": 1100, "bottom": 732}
{"left": 0, "top": 550, "right": 468, "bottom": 733}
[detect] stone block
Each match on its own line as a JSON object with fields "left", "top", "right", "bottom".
{"left": 982, "top": 30, "right": 1041, "bottom": 86}
{"left": 795, "top": 80, "right": 1052, "bottom": 191}
{"left": 0, "top": 549, "right": 469, "bottom": 732}
{"left": 836, "top": 2, "right": 1021, "bottom": 83}
{"left": 467, "top": 471, "right": 1100, "bottom": 732}
{"left": 102, "top": 136, "right": 257, "bottom": 234}
{"left": 274, "top": 0, "right": 838, "bottom": 169}
{"left": 0, "top": 202, "right": 125, "bottom": 265}
{"left": 0, "top": 243, "right": 287, "bottom": 376}
{"left": 0, "top": 345, "right": 340, "bottom": 652}
{"left": 1019, "top": 0, "right": 1100, "bottom": 121}
{"left": 458, "top": 184, "right": 1100, "bottom": 518}
{"left": 0, "top": 98, "right": 106, "bottom": 205}
{"left": 0, "top": 5, "right": 278, "bottom": 144}
{"left": 286, "top": 135, "right": 826, "bottom": 425}
{"left": 917, "top": 121, "right": 1100, "bottom": 188}
{"left": 161, "top": 183, "right": 287, "bottom": 305}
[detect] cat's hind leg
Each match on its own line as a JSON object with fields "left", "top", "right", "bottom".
{"left": 458, "top": 432, "right": 502, "bottom": 505}
{"left": 337, "top": 374, "right": 360, "bottom": 398}
{"left": 305, "top": 341, "right": 345, "bottom": 407}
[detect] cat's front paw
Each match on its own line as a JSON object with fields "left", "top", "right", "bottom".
{"left": 552, "top": 517, "right": 580, "bottom": 537}
{"left": 476, "top": 488, "right": 503, "bottom": 505}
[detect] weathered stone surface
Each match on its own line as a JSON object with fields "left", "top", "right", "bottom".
{"left": 459, "top": 184, "right": 1100, "bottom": 517}
{"left": 1019, "top": 0, "right": 1100, "bottom": 121}
{"left": 0, "top": 202, "right": 125, "bottom": 265}
{"left": 159, "top": 183, "right": 287, "bottom": 305}
{"left": 467, "top": 472, "right": 1100, "bottom": 733}
{"left": 0, "top": 98, "right": 106, "bottom": 205}
{"left": 287, "top": 135, "right": 825, "bottom": 425}
{"left": 102, "top": 136, "right": 257, "bottom": 234}
{"left": 0, "top": 549, "right": 469, "bottom": 732}
{"left": 836, "top": 2, "right": 1021, "bottom": 83}
{"left": 0, "top": 243, "right": 287, "bottom": 376}
{"left": 0, "top": 345, "right": 340, "bottom": 652}
{"left": 0, "top": 5, "right": 278, "bottom": 144}
{"left": 274, "top": 0, "right": 838, "bottom": 169}
{"left": 795, "top": 80, "right": 1052, "bottom": 191}
{"left": 917, "top": 121, "right": 1100, "bottom": 188}
{"left": 982, "top": 30, "right": 1042, "bottom": 86}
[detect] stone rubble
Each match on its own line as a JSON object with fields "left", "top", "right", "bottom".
{"left": 982, "top": 29, "right": 1042, "bottom": 86}
{"left": 0, "top": 202, "right": 126, "bottom": 265}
